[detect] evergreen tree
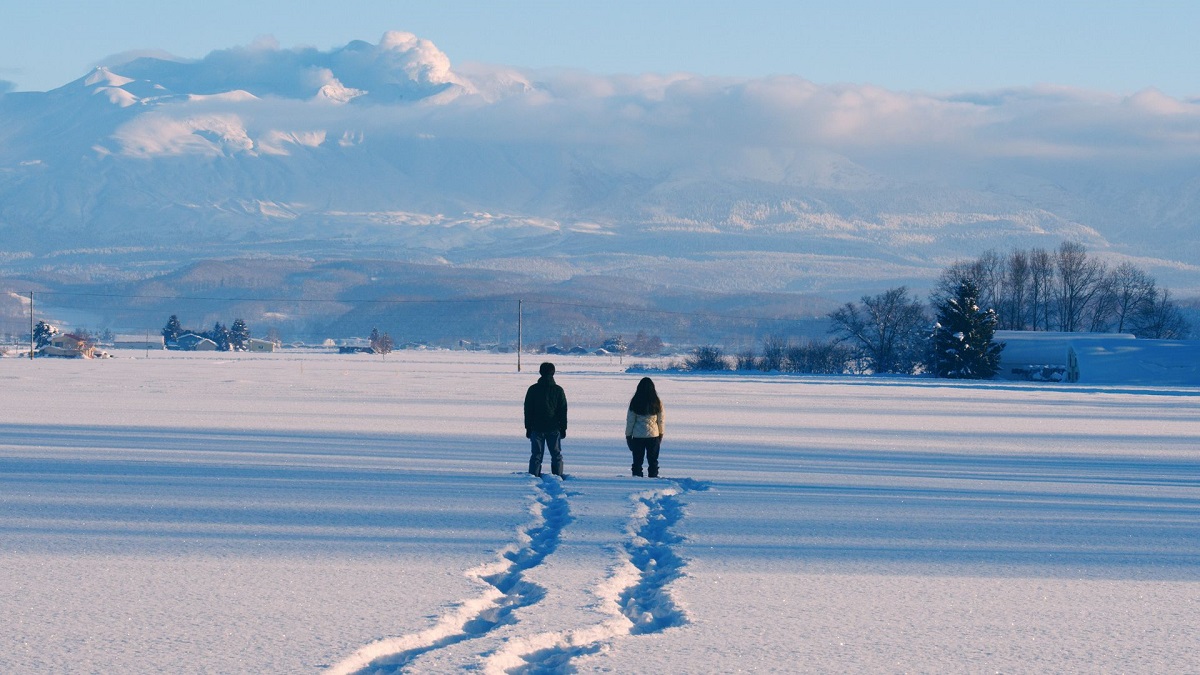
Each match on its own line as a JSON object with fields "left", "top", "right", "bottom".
{"left": 930, "top": 279, "right": 1004, "bottom": 379}
{"left": 162, "top": 315, "right": 183, "bottom": 344}
{"left": 33, "top": 320, "right": 58, "bottom": 348}
{"left": 230, "top": 318, "right": 250, "bottom": 351}
{"left": 369, "top": 327, "right": 382, "bottom": 353}
{"left": 208, "top": 322, "right": 232, "bottom": 351}
{"left": 602, "top": 335, "right": 628, "bottom": 354}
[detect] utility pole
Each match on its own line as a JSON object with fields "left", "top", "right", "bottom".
{"left": 28, "top": 291, "right": 34, "bottom": 360}
{"left": 517, "top": 299, "right": 523, "bottom": 372}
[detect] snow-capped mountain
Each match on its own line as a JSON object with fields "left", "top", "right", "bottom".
{"left": 1, "top": 32, "right": 1198, "bottom": 337}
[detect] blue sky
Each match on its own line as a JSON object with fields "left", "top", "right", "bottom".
{"left": 1, "top": 1, "right": 1197, "bottom": 96}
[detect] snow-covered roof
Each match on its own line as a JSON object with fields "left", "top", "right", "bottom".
{"left": 994, "top": 331, "right": 1200, "bottom": 385}
{"left": 1074, "top": 340, "right": 1200, "bottom": 386}
{"left": 995, "top": 331, "right": 1132, "bottom": 365}
{"left": 113, "top": 334, "right": 164, "bottom": 343}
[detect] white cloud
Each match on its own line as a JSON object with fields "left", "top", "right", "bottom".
{"left": 99, "top": 31, "right": 473, "bottom": 103}
{"left": 1125, "top": 88, "right": 1191, "bottom": 115}
{"left": 376, "top": 30, "right": 457, "bottom": 86}
{"left": 94, "top": 49, "right": 185, "bottom": 70}
{"left": 86, "top": 32, "right": 1200, "bottom": 170}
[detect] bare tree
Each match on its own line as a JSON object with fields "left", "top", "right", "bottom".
{"left": 828, "top": 287, "right": 929, "bottom": 374}
{"left": 1131, "top": 287, "right": 1192, "bottom": 339}
{"left": 938, "top": 243, "right": 1187, "bottom": 337}
{"left": 1054, "top": 241, "right": 1107, "bottom": 332}
{"left": 368, "top": 327, "right": 395, "bottom": 356}
{"left": 1107, "top": 262, "right": 1157, "bottom": 333}
{"left": 1087, "top": 273, "right": 1119, "bottom": 333}
{"left": 932, "top": 251, "right": 1003, "bottom": 312}
{"left": 784, "top": 339, "right": 854, "bottom": 374}
{"left": 735, "top": 349, "right": 758, "bottom": 371}
{"left": 685, "top": 345, "right": 731, "bottom": 371}
{"left": 1028, "top": 247, "right": 1055, "bottom": 331}
{"left": 760, "top": 335, "right": 788, "bottom": 371}
{"left": 974, "top": 249, "right": 1006, "bottom": 312}
{"left": 819, "top": 340, "right": 856, "bottom": 374}
{"left": 630, "top": 331, "right": 664, "bottom": 356}
{"left": 1000, "top": 249, "right": 1031, "bottom": 330}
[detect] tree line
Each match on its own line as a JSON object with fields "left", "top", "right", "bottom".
{"left": 936, "top": 242, "right": 1188, "bottom": 336}
{"left": 162, "top": 315, "right": 252, "bottom": 351}
{"left": 685, "top": 242, "right": 1191, "bottom": 378}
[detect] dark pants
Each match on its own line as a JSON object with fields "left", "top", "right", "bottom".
{"left": 529, "top": 430, "right": 563, "bottom": 477}
{"left": 628, "top": 436, "right": 661, "bottom": 477}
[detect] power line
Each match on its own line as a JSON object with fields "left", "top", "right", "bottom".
{"left": 523, "top": 298, "right": 813, "bottom": 323}
{"left": 17, "top": 290, "right": 498, "bottom": 305}
{"left": 6, "top": 289, "right": 819, "bottom": 323}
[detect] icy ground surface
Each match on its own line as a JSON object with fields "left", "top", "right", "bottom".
{"left": 1, "top": 351, "right": 1198, "bottom": 672}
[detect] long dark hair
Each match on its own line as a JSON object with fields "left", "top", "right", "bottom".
{"left": 628, "top": 377, "right": 662, "bottom": 415}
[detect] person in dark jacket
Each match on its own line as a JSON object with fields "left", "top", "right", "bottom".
{"left": 524, "top": 362, "right": 568, "bottom": 477}
{"left": 625, "top": 377, "right": 664, "bottom": 478}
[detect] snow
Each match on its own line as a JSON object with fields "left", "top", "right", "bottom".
{"left": 83, "top": 67, "right": 134, "bottom": 88}
{"left": 10, "top": 33, "right": 1200, "bottom": 303}
{"left": 1, "top": 351, "right": 1198, "bottom": 673}
{"left": 1076, "top": 339, "right": 1200, "bottom": 385}
{"left": 315, "top": 79, "right": 366, "bottom": 105}
{"left": 185, "top": 90, "right": 260, "bottom": 103}
{"left": 994, "top": 331, "right": 1200, "bottom": 386}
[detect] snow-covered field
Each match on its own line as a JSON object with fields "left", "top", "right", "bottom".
{"left": 2, "top": 350, "right": 1198, "bottom": 673}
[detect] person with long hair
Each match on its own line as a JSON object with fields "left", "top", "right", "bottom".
{"left": 625, "top": 376, "right": 664, "bottom": 478}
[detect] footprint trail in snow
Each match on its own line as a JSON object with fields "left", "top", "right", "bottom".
{"left": 484, "top": 477, "right": 709, "bottom": 674}
{"left": 327, "top": 476, "right": 571, "bottom": 675}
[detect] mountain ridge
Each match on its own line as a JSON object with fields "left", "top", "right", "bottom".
{"left": 1, "top": 32, "right": 1198, "bottom": 340}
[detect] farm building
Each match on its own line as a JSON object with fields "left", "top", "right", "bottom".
{"left": 1072, "top": 339, "right": 1200, "bottom": 386}
{"left": 993, "top": 331, "right": 1133, "bottom": 382}
{"left": 112, "top": 334, "right": 165, "bottom": 350}
{"left": 41, "top": 333, "right": 95, "bottom": 358}
{"left": 993, "top": 331, "right": 1200, "bottom": 385}
{"left": 175, "top": 334, "right": 218, "bottom": 351}
{"left": 246, "top": 338, "right": 276, "bottom": 353}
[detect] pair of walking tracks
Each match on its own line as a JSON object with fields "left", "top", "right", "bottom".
{"left": 327, "top": 476, "right": 708, "bottom": 674}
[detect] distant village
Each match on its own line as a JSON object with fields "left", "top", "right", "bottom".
{"left": 5, "top": 241, "right": 1200, "bottom": 387}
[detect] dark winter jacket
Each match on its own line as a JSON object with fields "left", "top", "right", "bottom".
{"left": 524, "top": 375, "right": 568, "bottom": 436}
